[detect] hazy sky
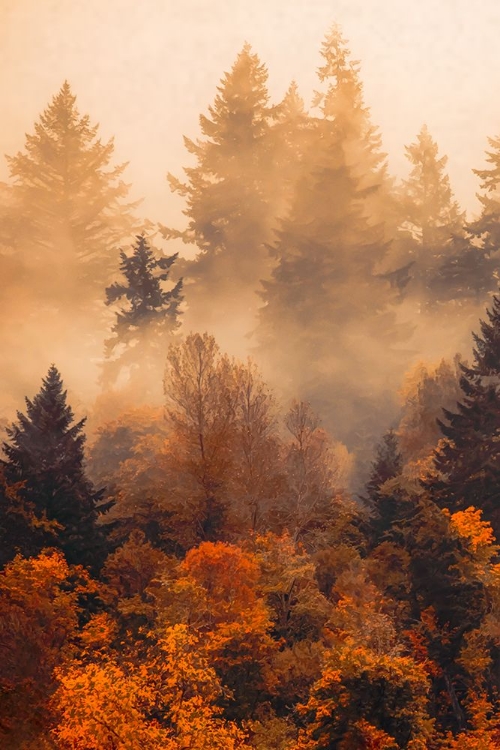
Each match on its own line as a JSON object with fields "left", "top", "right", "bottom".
{"left": 2, "top": 0, "right": 500, "bottom": 226}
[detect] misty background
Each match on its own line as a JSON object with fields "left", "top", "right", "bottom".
{"left": 2, "top": 0, "right": 500, "bottom": 485}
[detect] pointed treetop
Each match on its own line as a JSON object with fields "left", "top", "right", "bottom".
{"left": 15, "top": 364, "right": 78, "bottom": 439}
{"left": 470, "top": 291, "right": 500, "bottom": 375}
{"left": 317, "top": 23, "right": 360, "bottom": 83}
{"left": 277, "top": 81, "right": 307, "bottom": 119}
{"left": 401, "top": 124, "right": 463, "bottom": 244}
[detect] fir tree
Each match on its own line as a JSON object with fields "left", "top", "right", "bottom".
{"left": 267, "top": 81, "right": 312, "bottom": 219}
{"left": 400, "top": 126, "right": 463, "bottom": 249}
{"left": 469, "top": 133, "right": 500, "bottom": 258}
{"left": 427, "top": 293, "right": 500, "bottom": 538}
{"left": 102, "top": 234, "right": 183, "bottom": 398}
{"left": 364, "top": 430, "right": 404, "bottom": 541}
{"left": 6, "top": 81, "right": 139, "bottom": 310}
{"left": 313, "top": 23, "right": 396, "bottom": 236}
{"left": 395, "top": 125, "right": 494, "bottom": 309}
{"left": 163, "top": 43, "right": 276, "bottom": 331}
{"left": 1, "top": 366, "right": 108, "bottom": 569}
{"left": 256, "top": 26, "right": 408, "bottom": 449}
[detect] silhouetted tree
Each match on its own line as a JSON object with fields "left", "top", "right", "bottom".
{"left": 364, "top": 429, "right": 404, "bottom": 542}
{"left": 102, "top": 234, "right": 183, "bottom": 398}
{"left": 427, "top": 293, "right": 500, "bottom": 539}
{"left": 1, "top": 366, "right": 108, "bottom": 569}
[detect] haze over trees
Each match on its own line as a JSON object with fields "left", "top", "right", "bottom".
{"left": 2, "top": 20, "right": 500, "bottom": 750}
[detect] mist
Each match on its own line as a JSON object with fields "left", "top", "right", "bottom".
{"left": 1, "top": 3, "right": 500, "bottom": 489}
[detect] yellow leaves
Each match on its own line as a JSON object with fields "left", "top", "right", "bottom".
{"left": 78, "top": 613, "right": 119, "bottom": 654}
{"left": 457, "top": 629, "right": 493, "bottom": 684}
{"left": 350, "top": 718, "right": 400, "bottom": 749}
{"left": 450, "top": 507, "right": 496, "bottom": 552}
{"left": 296, "top": 639, "right": 433, "bottom": 749}
{"left": 53, "top": 659, "right": 169, "bottom": 749}
{"left": 0, "top": 550, "right": 97, "bottom": 739}
{"left": 52, "top": 624, "right": 252, "bottom": 750}
{"left": 441, "top": 695, "right": 500, "bottom": 750}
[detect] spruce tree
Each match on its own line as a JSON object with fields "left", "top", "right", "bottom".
{"left": 469, "top": 133, "right": 500, "bottom": 258}
{"left": 102, "top": 234, "right": 183, "bottom": 398}
{"left": 397, "top": 125, "right": 465, "bottom": 303}
{"left": 1, "top": 366, "right": 108, "bottom": 569}
{"left": 267, "top": 81, "right": 312, "bottom": 219}
{"left": 6, "top": 81, "right": 138, "bottom": 310}
{"left": 364, "top": 430, "right": 404, "bottom": 542}
{"left": 256, "top": 25, "right": 408, "bottom": 449}
{"left": 163, "top": 43, "right": 276, "bottom": 331}
{"left": 427, "top": 293, "right": 500, "bottom": 538}
{"left": 395, "top": 125, "right": 494, "bottom": 309}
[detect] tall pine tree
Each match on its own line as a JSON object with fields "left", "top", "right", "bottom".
{"left": 397, "top": 125, "right": 465, "bottom": 304}
{"left": 163, "top": 44, "right": 276, "bottom": 334}
{"left": 363, "top": 429, "right": 405, "bottom": 543}
{"left": 1, "top": 366, "right": 108, "bottom": 569}
{"left": 102, "top": 234, "right": 183, "bottom": 399}
{"left": 469, "top": 133, "right": 500, "bottom": 258}
{"left": 256, "top": 25, "right": 408, "bottom": 450}
{"left": 427, "top": 293, "right": 500, "bottom": 539}
{"left": 393, "top": 125, "right": 492, "bottom": 309}
{"left": 6, "top": 81, "right": 139, "bottom": 311}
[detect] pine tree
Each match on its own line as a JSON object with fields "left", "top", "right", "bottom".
{"left": 364, "top": 430, "right": 404, "bottom": 541}
{"left": 427, "top": 293, "right": 500, "bottom": 539}
{"left": 163, "top": 44, "right": 276, "bottom": 332}
{"left": 6, "top": 81, "right": 138, "bottom": 310}
{"left": 469, "top": 133, "right": 500, "bottom": 257}
{"left": 267, "top": 81, "right": 312, "bottom": 219}
{"left": 102, "top": 234, "right": 183, "bottom": 398}
{"left": 1, "top": 366, "right": 108, "bottom": 569}
{"left": 395, "top": 125, "right": 493, "bottom": 309}
{"left": 400, "top": 126, "right": 463, "bottom": 249}
{"left": 256, "top": 26, "right": 407, "bottom": 449}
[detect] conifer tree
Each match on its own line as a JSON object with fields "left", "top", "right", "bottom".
{"left": 400, "top": 126, "right": 463, "bottom": 249}
{"left": 1, "top": 366, "right": 108, "bottom": 569}
{"left": 6, "top": 81, "right": 138, "bottom": 310}
{"left": 364, "top": 430, "right": 404, "bottom": 541}
{"left": 102, "top": 234, "right": 183, "bottom": 398}
{"left": 427, "top": 293, "right": 500, "bottom": 539}
{"left": 163, "top": 44, "right": 276, "bottom": 331}
{"left": 256, "top": 25, "right": 407, "bottom": 449}
{"left": 469, "top": 133, "right": 500, "bottom": 257}
{"left": 267, "top": 81, "right": 312, "bottom": 219}
{"left": 395, "top": 126, "right": 493, "bottom": 308}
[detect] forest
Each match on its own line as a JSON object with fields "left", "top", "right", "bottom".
{"left": 1, "top": 21, "right": 500, "bottom": 749}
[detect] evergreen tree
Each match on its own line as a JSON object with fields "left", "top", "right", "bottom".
{"left": 102, "top": 234, "right": 183, "bottom": 398}
{"left": 364, "top": 430, "right": 404, "bottom": 541}
{"left": 6, "top": 81, "right": 139, "bottom": 310}
{"left": 395, "top": 125, "right": 493, "bottom": 309}
{"left": 397, "top": 492, "right": 490, "bottom": 733}
{"left": 400, "top": 126, "right": 463, "bottom": 249}
{"left": 1, "top": 366, "right": 108, "bottom": 569}
{"left": 427, "top": 293, "right": 500, "bottom": 539}
{"left": 397, "top": 125, "right": 465, "bottom": 303}
{"left": 256, "top": 26, "right": 408, "bottom": 450}
{"left": 469, "top": 133, "right": 500, "bottom": 258}
{"left": 163, "top": 43, "right": 276, "bottom": 332}
{"left": 267, "top": 81, "right": 312, "bottom": 219}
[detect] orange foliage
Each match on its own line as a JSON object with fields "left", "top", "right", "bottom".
{"left": 53, "top": 624, "right": 251, "bottom": 749}
{"left": 0, "top": 550, "right": 95, "bottom": 740}
{"left": 450, "top": 507, "right": 496, "bottom": 552}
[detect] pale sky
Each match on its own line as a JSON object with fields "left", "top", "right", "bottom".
{"left": 2, "top": 0, "right": 500, "bottom": 226}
